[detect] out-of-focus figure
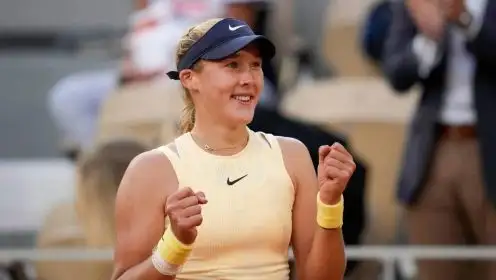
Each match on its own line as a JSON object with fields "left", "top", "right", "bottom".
{"left": 35, "top": 140, "right": 147, "bottom": 280}
{"left": 383, "top": 0, "right": 496, "bottom": 279}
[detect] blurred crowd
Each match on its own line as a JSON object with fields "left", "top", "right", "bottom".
{"left": 1, "top": 0, "right": 495, "bottom": 279}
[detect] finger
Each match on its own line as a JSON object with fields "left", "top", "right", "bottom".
{"left": 167, "top": 195, "right": 199, "bottom": 213}
{"left": 327, "top": 148, "right": 353, "bottom": 164}
{"left": 331, "top": 142, "right": 352, "bottom": 157}
{"left": 169, "top": 187, "right": 195, "bottom": 201}
{"left": 325, "top": 157, "right": 349, "bottom": 171}
{"left": 325, "top": 159, "right": 355, "bottom": 178}
{"left": 325, "top": 165, "right": 353, "bottom": 180}
{"left": 176, "top": 195, "right": 201, "bottom": 209}
{"left": 181, "top": 214, "right": 203, "bottom": 229}
{"left": 195, "top": 191, "right": 208, "bottom": 204}
{"left": 319, "top": 145, "right": 332, "bottom": 164}
{"left": 182, "top": 204, "right": 202, "bottom": 218}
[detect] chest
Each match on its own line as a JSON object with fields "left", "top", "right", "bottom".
{"left": 177, "top": 157, "right": 294, "bottom": 258}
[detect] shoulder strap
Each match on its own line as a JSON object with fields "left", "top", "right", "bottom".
{"left": 255, "top": 131, "right": 285, "bottom": 163}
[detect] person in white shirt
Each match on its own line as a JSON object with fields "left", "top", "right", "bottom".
{"left": 383, "top": 0, "right": 496, "bottom": 279}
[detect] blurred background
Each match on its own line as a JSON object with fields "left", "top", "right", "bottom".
{"left": 1, "top": 0, "right": 495, "bottom": 279}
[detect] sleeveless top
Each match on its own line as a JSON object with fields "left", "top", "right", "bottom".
{"left": 156, "top": 128, "right": 295, "bottom": 280}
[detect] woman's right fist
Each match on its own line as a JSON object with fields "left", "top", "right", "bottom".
{"left": 165, "top": 187, "right": 207, "bottom": 245}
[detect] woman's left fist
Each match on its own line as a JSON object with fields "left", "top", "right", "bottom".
{"left": 317, "top": 142, "right": 356, "bottom": 204}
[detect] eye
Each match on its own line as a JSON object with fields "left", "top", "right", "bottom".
{"left": 226, "top": 61, "right": 238, "bottom": 69}
{"left": 251, "top": 61, "right": 262, "bottom": 69}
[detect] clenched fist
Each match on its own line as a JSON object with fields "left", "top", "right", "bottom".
{"left": 166, "top": 187, "right": 208, "bottom": 245}
{"left": 317, "top": 143, "right": 356, "bottom": 204}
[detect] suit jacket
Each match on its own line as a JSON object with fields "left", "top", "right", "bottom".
{"left": 383, "top": 0, "right": 496, "bottom": 205}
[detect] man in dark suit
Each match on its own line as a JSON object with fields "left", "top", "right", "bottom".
{"left": 383, "top": 0, "right": 496, "bottom": 279}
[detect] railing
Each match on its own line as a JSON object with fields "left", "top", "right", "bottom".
{"left": 2, "top": 246, "right": 496, "bottom": 280}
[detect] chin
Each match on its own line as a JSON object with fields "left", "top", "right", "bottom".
{"left": 225, "top": 111, "right": 255, "bottom": 127}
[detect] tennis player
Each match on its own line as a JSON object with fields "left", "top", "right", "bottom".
{"left": 112, "top": 17, "right": 355, "bottom": 280}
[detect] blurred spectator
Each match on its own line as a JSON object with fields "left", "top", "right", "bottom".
{"left": 48, "top": 68, "right": 119, "bottom": 160}
{"left": 383, "top": 0, "right": 496, "bottom": 279}
{"left": 361, "top": 0, "right": 393, "bottom": 65}
{"left": 35, "top": 140, "right": 147, "bottom": 280}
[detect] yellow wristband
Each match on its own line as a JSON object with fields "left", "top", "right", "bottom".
{"left": 156, "top": 228, "right": 193, "bottom": 265}
{"left": 316, "top": 192, "right": 344, "bottom": 229}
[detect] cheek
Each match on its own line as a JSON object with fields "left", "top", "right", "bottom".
{"left": 256, "top": 73, "right": 264, "bottom": 90}
{"left": 211, "top": 74, "right": 238, "bottom": 97}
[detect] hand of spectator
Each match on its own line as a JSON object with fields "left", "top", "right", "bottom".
{"left": 439, "top": 0, "right": 467, "bottom": 23}
{"left": 407, "top": 0, "right": 446, "bottom": 41}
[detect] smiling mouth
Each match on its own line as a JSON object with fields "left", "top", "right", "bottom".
{"left": 231, "top": 94, "right": 254, "bottom": 104}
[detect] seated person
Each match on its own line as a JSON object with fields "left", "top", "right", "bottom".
{"left": 35, "top": 140, "right": 147, "bottom": 280}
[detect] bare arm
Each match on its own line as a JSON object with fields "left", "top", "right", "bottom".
{"left": 279, "top": 138, "right": 346, "bottom": 280}
{"left": 111, "top": 150, "right": 177, "bottom": 280}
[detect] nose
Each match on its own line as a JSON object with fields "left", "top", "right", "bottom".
{"left": 238, "top": 67, "right": 256, "bottom": 87}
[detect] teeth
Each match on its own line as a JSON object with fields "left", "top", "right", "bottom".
{"left": 233, "top": 95, "right": 251, "bottom": 102}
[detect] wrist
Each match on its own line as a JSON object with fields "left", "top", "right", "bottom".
{"left": 318, "top": 191, "right": 342, "bottom": 205}
{"left": 316, "top": 191, "right": 344, "bottom": 229}
{"left": 152, "top": 228, "right": 193, "bottom": 275}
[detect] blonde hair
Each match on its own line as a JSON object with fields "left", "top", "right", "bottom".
{"left": 176, "top": 18, "right": 223, "bottom": 133}
{"left": 75, "top": 140, "right": 147, "bottom": 247}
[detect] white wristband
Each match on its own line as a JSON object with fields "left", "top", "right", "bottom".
{"left": 151, "top": 250, "right": 183, "bottom": 276}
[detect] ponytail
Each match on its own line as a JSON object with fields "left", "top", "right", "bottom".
{"left": 174, "top": 19, "right": 222, "bottom": 134}
{"left": 180, "top": 91, "right": 195, "bottom": 133}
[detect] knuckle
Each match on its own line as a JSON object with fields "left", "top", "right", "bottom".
{"left": 165, "top": 203, "right": 174, "bottom": 213}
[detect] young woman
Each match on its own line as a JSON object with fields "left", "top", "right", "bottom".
{"left": 112, "top": 17, "right": 355, "bottom": 280}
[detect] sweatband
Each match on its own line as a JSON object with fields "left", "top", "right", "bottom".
{"left": 155, "top": 228, "right": 193, "bottom": 265}
{"left": 316, "top": 192, "right": 344, "bottom": 229}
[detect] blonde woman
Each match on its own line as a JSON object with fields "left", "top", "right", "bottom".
{"left": 36, "top": 140, "right": 147, "bottom": 280}
{"left": 112, "top": 18, "right": 355, "bottom": 280}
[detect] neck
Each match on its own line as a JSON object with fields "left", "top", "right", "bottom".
{"left": 190, "top": 117, "right": 248, "bottom": 152}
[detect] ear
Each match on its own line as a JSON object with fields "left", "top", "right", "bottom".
{"left": 179, "top": 70, "right": 200, "bottom": 92}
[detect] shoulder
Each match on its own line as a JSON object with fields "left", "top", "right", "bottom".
{"left": 117, "top": 147, "right": 178, "bottom": 200}
{"left": 274, "top": 136, "right": 315, "bottom": 186}
{"left": 127, "top": 148, "right": 172, "bottom": 175}
{"left": 276, "top": 136, "right": 310, "bottom": 159}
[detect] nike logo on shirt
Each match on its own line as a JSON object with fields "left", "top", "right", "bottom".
{"left": 227, "top": 174, "right": 248, "bottom": 186}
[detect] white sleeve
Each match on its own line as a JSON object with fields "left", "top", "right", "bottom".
{"left": 462, "top": 0, "right": 488, "bottom": 39}
{"left": 412, "top": 34, "right": 441, "bottom": 78}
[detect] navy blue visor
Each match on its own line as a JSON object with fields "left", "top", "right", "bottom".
{"left": 166, "top": 18, "right": 276, "bottom": 80}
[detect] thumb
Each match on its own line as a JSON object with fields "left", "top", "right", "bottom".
{"left": 318, "top": 145, "right": 332, "bottom": 164}
{"left": 196, "top": 191, "right": 208, "bottom": 204}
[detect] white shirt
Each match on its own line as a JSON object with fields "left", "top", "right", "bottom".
{"left": 48, "top": 69, "right": 118, "bottom": 150}
{"left": 412, "top": 0, "right": 487, "bottom": 125}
